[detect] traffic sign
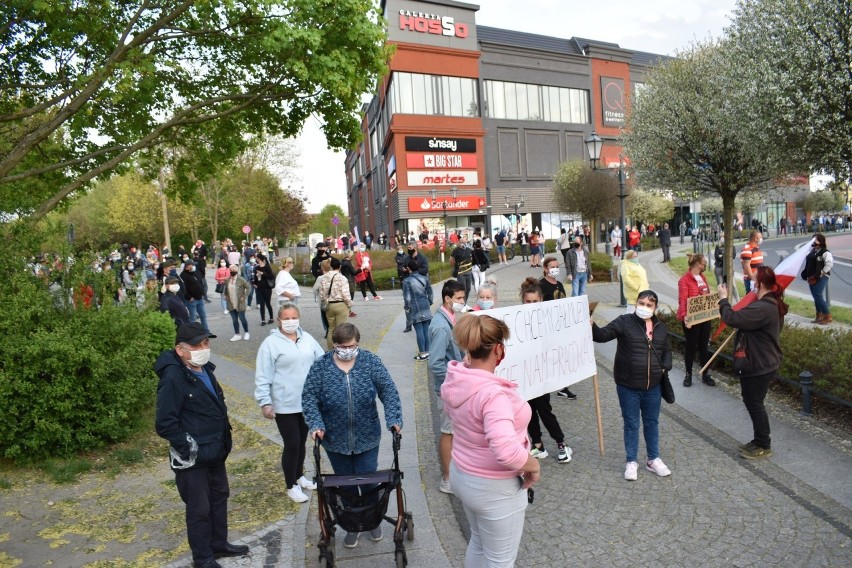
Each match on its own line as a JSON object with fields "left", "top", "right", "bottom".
{"left": 242, "top": 225, "right": 251, "bottom": 234}
{"left": 332, "top": 215, "right": 340, "bottom": 226}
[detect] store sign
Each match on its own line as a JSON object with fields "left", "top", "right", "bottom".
{"left": 398, "top": 12, "right": 469, "bottom": 38}
{"left": 407, "top": 170, "right": 478, "bottom": 186}
{"left": 407, "top": 196, "right": 486, "bottom": 212}
{"left": 406, "top": 153, "right": 477, "bottom": 168}
{"left": 601, "top": 77, "right": 626, "bottom": 127}
{"left": 389, "top": 172, "right": 397, "bottom": 192}
{"left": 405, "top": 136, "right": 476, "bottom": 153}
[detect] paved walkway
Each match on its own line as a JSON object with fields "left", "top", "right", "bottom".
{"left": 167, "top": 250, "right": 851, "bottom": 567}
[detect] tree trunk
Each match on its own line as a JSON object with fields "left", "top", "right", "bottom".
{"left": 722, "top": 193, "right": 737, "bottom": 292}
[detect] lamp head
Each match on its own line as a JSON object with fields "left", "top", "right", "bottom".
{"left": 584, "top": 132, "right": 603, "bottom": 169}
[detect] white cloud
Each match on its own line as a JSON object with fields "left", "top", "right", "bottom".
{"left": 293, "top": 0, "right": 737, "bottom": 213}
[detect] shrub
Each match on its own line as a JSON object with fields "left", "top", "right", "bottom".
{"left": 0, "top": 257, "right": 174, "bottom": 461}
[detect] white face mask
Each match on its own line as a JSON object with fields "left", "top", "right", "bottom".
{"left": 548, "top": 267, "right": 560, "bottom": 278}
{"left": 335, "top": 346, "right": 359, "bottom": 361}
{"left": 187, "top": 348, "right": 211, "bottom": 367}
{"left": 168, "top": 284, "right": 180, "bottom": 293}
{"left": 451, "top": 302, "right": 466, "bottom": 313}
{"left": 757, "top": 238, "right": 764, "bottom": 245}
{"left": 280, "top": 320, "right": 299, "bottom": 333}
{"left": 477, "top": 299, "right": 494, "bottom": 310}
{"left": 635, "top": 306, "right": 654, "bottom": 320}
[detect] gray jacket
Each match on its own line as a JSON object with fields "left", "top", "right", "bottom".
{"left": 565, "top": 245, "right": 591, "bottom": 278}
{"left": 427, "top": 308, "right": 463, "bottom": 394}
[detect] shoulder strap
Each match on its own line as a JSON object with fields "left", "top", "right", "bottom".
{"left": 327, "top": 274, "right": 336, "bottom": 295}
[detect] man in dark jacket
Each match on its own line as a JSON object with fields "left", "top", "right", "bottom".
{"left": 160, "top": 276, "right": 190, "bottom": 328}
{"left": 155, "top": 323, "right": 248, "bottom": 567}
{"left": 310, "top": 242, "right": 330, "bottom": 279}
{"left": 407, "top": 240, "right": 429, "bottom": 276}
{"left": 657, "top": 223, "right": 672, "bottom": 262}
{"left": 181, "top": 260, "right": 216, "bottom": 338}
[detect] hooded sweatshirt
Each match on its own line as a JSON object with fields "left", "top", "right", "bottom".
{"left": 440, "top": 360, "right": 531, "bottom": 479}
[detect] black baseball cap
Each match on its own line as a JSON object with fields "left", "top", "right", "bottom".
{"left": 316, "top": 242, "right": 327, "bottom": 249}
{"left": 175, "top": 322, "right": 211, "bottom": 345}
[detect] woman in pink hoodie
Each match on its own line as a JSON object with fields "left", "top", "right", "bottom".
{"left": 441, "top": 315, "right": 541, "bottom": 567}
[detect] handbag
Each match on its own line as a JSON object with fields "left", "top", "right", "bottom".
{"left": 215, "top": 282, "right": 224, "bottom": 293}
{"left": 642, "top": 319, "right": 674, "bottom": 404}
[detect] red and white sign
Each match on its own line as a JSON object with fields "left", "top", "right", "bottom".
{"left": 388, "top": 172, "right": 397, "bottom": 192}
{"left": 406, "top": 153, "right": 477, "bottom": 169}
{"left": 242, "top": 225, "right": 251, "bottom": 235}
{"left": 398, "top": 13, "right": 469, "bottom": 38}
{"left": 408, "top": 197, "right": 486, "bottom": 212}
{"left": 407, "top": 170, "right": 478, "bottom": 187}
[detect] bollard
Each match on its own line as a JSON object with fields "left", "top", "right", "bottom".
{"left": 799, "top": 370, "right": 813, "bottom": 416}
{"left": 390, "top": 276, "right": 397, "bottom": 290}
{"left": 301, "top": 274, "right": 308, "bottom": 285}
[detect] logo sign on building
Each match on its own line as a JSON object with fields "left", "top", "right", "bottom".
{"left": 600, "top": 77, "right": 626, "bottom": 127}
{"left": 406, "top": 153, "right": 477, "bottom": 169}
{"left": 388, "top": 172, "right": 397, "bottom": 192}
{"left": 385, "top": 0, "right": 477, "bottom": 48}
{"left": 405, "top": 136, "right": 476, "bottom": 153}
{"left": 407, "top": 171, "right": 478, "bottom": 186}
{"left": 472, "top": 297, "right": 597, "bottom": 400}
{"left": 398, "top": 12, "right": 469, "bottom": 38}
{"left": 407, "top": 197, "right": 485, "bottom": 212}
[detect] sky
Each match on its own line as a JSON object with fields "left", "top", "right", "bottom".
{"left": 295, "top": 0, "right": 739, "bottom": 214}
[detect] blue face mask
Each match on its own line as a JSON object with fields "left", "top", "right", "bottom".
{"left": 477, "top": 299, "right": 494, "bottom": 310}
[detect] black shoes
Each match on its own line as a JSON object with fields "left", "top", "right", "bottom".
{"left": 683, "top": 373, "right": 692, "bottom": 387}
{"left": 403, "top": 326, "right": 412, "bottom": 333}
{"left": 702, "top": 374, "right": 716, "bottom": 386}
{"left": 213, "top": 542, "right": 250, "bottom": 558}
{"left": 556, "top": 387, "right": 577, "bottom": 400}
{"left": 193, "top": 561, "right": 223, "bottom": 568}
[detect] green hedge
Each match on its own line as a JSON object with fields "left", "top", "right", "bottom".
{"left": 655, "top": 309, "right": 851, "bottom": 403}
{"left": 0, "top": 257, "right": 174, "bottom": 461}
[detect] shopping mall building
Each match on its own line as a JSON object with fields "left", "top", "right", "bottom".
{"left": 344, "top": 0, "right": 669, "bottom": 241}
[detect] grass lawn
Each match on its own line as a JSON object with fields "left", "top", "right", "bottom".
{"left": 667, "top": 257, "right": 852, "bottom": 325}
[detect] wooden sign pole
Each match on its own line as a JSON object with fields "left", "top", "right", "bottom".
{"left": 592, "top": 374, "right": 605, "bottom": 456}
{"left": 700, "top": 332, "right": 735, "bottom": 375}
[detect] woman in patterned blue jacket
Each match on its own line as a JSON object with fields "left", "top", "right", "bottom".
{"left": 301, "top": 322, "right": 403, "bottom": 548}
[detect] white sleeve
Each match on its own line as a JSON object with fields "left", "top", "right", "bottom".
{"left": 822, "top": 251, "right": 834, "bottom": 275}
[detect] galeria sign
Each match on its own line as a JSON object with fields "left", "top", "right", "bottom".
{"left": 398, "top": 11, "right": 469, "bottom": 38}
{"left": 471, "top": 296, "right": 597, "bottom": 400}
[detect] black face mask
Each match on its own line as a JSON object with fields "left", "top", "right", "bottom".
{"left": 574, "top": 242, "right": 581, "bottom": 248}
{"left": 408, "top": 250, "right": 415, "bottom": 256}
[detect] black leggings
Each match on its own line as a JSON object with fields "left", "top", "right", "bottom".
{"left": 527, "top": 394, "right": 565, "bottom": 446}
{"left": 255, "top": 285, "right": 273, "bottom": 321}
{"left": 274, "top": 413, "right": 309, "bottom": 488}
{"left": 682, "top": 320, "right": 711, "bottom": 374}
{"left": 359, "top": 274, "right": 378, "bottom": 298}
{"left": 740, "top": 372, "right": 773, "bottom": 448}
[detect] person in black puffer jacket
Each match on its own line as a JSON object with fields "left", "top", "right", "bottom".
{"left": 154, "top": 323, "right": 247, "bottom": 567}
{"left": 592, "top": 289, "right": 673, "bottom": 481}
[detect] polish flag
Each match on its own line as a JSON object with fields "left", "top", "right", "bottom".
{"left": 712, "top": 236, "right": 814, "bottom": 339}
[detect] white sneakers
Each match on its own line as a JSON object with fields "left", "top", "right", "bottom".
{"left": 646, "top": 458, "right": 672, "bottom": 477}
{"left": 439, "top": 477, "right": 453, "bottom": 494}
{"left": 297, "top": 475, "right": 317, "bottom": 490}
{"left": 243, "top": 332, "right": 250, "bottom": 341}
{"left": 287, "top": 485, "right": 308, "bottom": 503}
{"left": 229, "top": 334, "right": 241, "bottom": 342}
{"left": 624, "top": 461, "right": 639, "bottom": 480}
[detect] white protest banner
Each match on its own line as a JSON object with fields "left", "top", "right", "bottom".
{"left": 471, "top": 296, "right": 597, "bottom": 400}
{"left": 685, "top": 292, "right": 720, "bottom": 326}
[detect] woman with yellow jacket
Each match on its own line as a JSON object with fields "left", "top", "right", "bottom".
{"left": 620, "top": 250, "right": 649, "bottom": 312}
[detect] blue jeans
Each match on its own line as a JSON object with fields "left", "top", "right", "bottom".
{"left": 809, "top": 275, "right": 830, "bottom": 314}
{"left": 229, "top": 310, "right": 248, "bottom": 334}
{"left": 571, "top": 272, "right": 588, "bottom": 296}
{"left": 413, "top": 320, "right": 430, "bottom": 353}
{"left": 616, "top": 383, "right": 661, "bottom": 463}
{"left": 186, "top": 299, "right": 210, "bottom": 332}
{"left": 325, "top": 445, "right": 379, "bottom": 475}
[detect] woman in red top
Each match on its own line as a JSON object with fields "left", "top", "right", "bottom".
{"left": 677, "top": 253, "right": 715, "bottom": 387}
{"left": 628, "top": 226, "right": 641, "bottom": 251}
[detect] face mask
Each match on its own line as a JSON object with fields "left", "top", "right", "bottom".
{"left": 250, "top": 258, "right": 256, "bottom": 264}
{"left": 635, "top": 306, "right": 654, "bottom": 320}
{"left": 168, "top": 284, "right": 180, "bottom": 293}
{"left": 359, "top": 246, "right": 366, "bottom": 252}
{"left": 397, "top": 250, "right": 404, "bottom": 255}
{"left": 229, "top": 270, "right": 238, "bottom": 277}
{"left": 188, "top": 348, "right": 210, "bottom": 367}
{"left": 757, "top": 238, "right": 764, "bottom": 245}
{"left": 629, "top": 258, "right": 639, "bottom": 264}
{"left": 220, "top": 262, "right": 226, "bottom": 267}
{"left": 280, "top": 320, "right": 299, "bottom": 333}
{"left": 574, "top": 242, "right": 581, "bottom": 248}
{"left": 408, "top": 250, "right": 415, "bottom": 255}
{"left": 335, "top": 346, "right": 359, "bottom": 361}
{"left": 548, "top": 268, "right": 560, "bottom": 278}
{"left": 477, "top": 299, "right": 494, "bottom": 310}
{"left": 451, "top": 302, "right": 466, "bottom": 313}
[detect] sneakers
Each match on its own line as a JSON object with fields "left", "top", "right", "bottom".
{"left": 349, "top": 311, "right": 358, "bottom": 317}
{"left": 267, "top": 319, "right": 274, "bottom": 324}
{"left": 414, "top": 353, "right": 429, "bottom": 361}
{"left": 530, "top": 446, "right": 549, "bottom": 459}
{"left": 243, "top": 332, "right": 250, "bottom": 341}
{"left": 439, "top": 477, "right": 453, "bottom": 494}
{"left": 738, "top": 440, "right": 757, "bottom": 451}
{"left": 260, "top": 321, "right": 267, "bottom": 326}
{"left": 557, "top": 444, "right": 573, "bottom": 464}
{"left": 701, "top": 374, "right": 716, "bottom": 386}
{"left": 403, "top": 326, "right": 412, "bottom": 333}
{"left": 286, "top": 485, "right": 308, "bottom": 503}
{"left": 343, "top": 531, "right": 359, "bottom": 548}
{"left": 297, "top": 475, "right": 316, "bottom": 491}
{"left": 369, "top": 526, "right": 383, "bottom": 542}
{"left": 556, "top": 388, "right": 577, "bottom": 400}
{"left": 229, "top": 334, "right": 241, "bottom": 342}
{"left": 624, "top": 461, "right": 638, "bottom": 481}
{"left": 373, "top": 296, "right": 383, "bottom": 300}
{"left": 646, "top": 458, "right": 672, "bottom": 477}
{"left": 363, "top": 296, "right": 370, "bottom": 301}
{"left": 224, "top": 310, "right": 229, "bottom": 314}
{"left": 740, "top": 445, "right": 773, "bottom": 460}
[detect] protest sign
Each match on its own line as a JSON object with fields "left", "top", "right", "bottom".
{"left": 472, "top": 296, "right": 597, "bottom": 400}
{"left": 685, "top": 292, "right": 720, "bottom": 326}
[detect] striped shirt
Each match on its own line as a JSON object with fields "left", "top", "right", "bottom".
{"left": 740, "top": 243, "right": 764, "bottom": 278}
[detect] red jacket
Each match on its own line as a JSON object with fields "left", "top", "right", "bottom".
{"left": 677, "top": 271, "right": 711, "bottom": 321}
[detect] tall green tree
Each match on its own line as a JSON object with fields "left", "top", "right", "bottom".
{"left": 727, "top": 0, "right": 852, "bottom": 180}
{"left": 552, "top": 160, "right": 621, "bottom": 249}
{"left": 0, "top": 0, "right": 391, "bottom": 220}
{"left": 622, "top": 41, "right": 783, "bottom": 289}
{"left": 628, "top": 189, "right": 675, "bottom": 227}
{"left": 306, "top": 204, "right": 349, "bottom": 238}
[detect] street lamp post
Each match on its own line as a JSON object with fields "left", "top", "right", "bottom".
{"left": 429, "top": 186, "right": 459, "bottom": 252}
{"left": 585, "top": 131, "right": 628, "bottom": 307}
{"left": 505, "top": 193, "right": 526, "bottom": 234}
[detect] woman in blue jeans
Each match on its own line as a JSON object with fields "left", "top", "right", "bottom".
{"left": 402, "top": 258, "right": 433, "bottom": 361}
{"left": 592, "top": 290, "right": 673, "bottom": 480}
{"left": 801, "top": 233, "right": 834, "bottom": 324}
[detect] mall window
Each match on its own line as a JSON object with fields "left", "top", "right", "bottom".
{"left": 388, "top": 72, "right": 479, "bottom": 117}
{"left": 484, "top": 80, "right": 590, "bottom": 124}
